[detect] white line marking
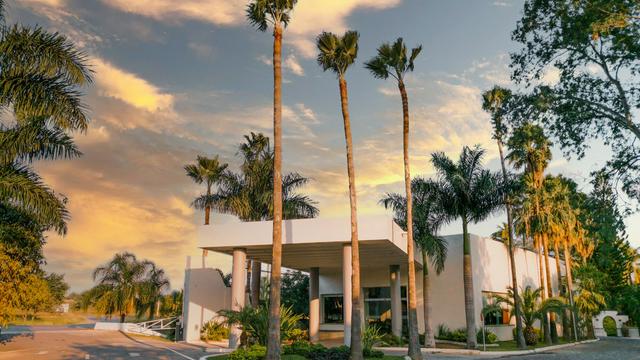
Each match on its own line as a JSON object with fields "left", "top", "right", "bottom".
{"left": 37, "top": 351, "right": 48, "bottom": 355}
{"left": 157, "top": 346, "right": 196, "bottom": 360}
{"left": 129, "top": 353, "right": 140, "bottom": 357}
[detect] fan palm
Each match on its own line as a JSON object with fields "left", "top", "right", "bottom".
{"left": 431, "top": 145, "right": 502, "bottom": 349}
{"left": 380, "top": 177, "right": 446, "bottom": 348}
{"left": 246, "top": 1, "right": 298, "bottom": 356}
{"left": 137, "top": 262, "right": 170, "bottom": 320}
{"left": 365, "top": 38, "right": 422, "bottom": 358}
{"left": 482, "top": 85, "right": 527, "bottom": 349}
{"left": 316, "top": 30, "right": 363, "bottom": 359}
{"left": 215, "top": 133, "right": 318, "bottom": 306}
{"left": 184, "top": 155, "right": 228, "bottom": 225}
{"left": 0, "top": 2, "right": 91, "bottom": 234}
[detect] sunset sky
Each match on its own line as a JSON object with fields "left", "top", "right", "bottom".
{"left": 10, "top": 0, "right": 640, "bottom": 292}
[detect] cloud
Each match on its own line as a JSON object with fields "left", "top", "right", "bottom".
{"left": 284, "top": 54, "right": 305, "bottom": 76}
{"left": 188, "top": 42, "right": 214, "bottom": 58}
{"left": 101, "top": 0, "right": 247, "bottom": 26}
{"left": 493, "top": 1, "right": 512, "bottom": 7}
{"left": 92, "top": 58, "right": 175, "bottom": 113}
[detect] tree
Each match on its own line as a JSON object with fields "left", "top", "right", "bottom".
{"left": 482, "top": 86, "right": 527, "bottom": 349}
{"left": 137, "top": 263, "right": 170, "bottom": 319}
{"left": 246, "top": 1, "right": 298, "bottom": 356}
{"left": 431, "top": 146, "right": 502, "bottom": 349}
{"left": 280, "top": 271, "right": 309, "bottom": 317}
{"left": 184, "top": 155, "right": 228, "bottom": 225}
{"left": 316, "top": 30, "right": 363, "bottom": 359}
{"left": 365, "top": 38, "right": 422, "bottom": 359}
{"left": 573, "top": 264, "right": 607, "bottom": 338}
{"left": 380, "top": 177, "right": 446, "bottom": 348}
{"left": 507, "top": 123, "right": 556, "bottom": 344}
{"left": 215, "top": 132, "right": 318, "bottom": 306}
{"left": 0, "top": 0, "right": 92, "bottom": 232}
{"left": 0, "top": 203, "right": 47, "bottom": 266}
{"left": 511, "top": 0, "right": 640, "bottom": 201}
{"left": 45, "top": 273, "right": 69, "bottom": 308}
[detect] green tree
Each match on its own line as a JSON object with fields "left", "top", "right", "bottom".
{"left": 280, "top": 271, "right": 309, "bottom": 317}
{"left": 45, "top": 273, "right": 69, "bottom": 308}
{"left": 137, "top": 263, "right": 170, "bottom": 320}
{"left": 184, "top": 155, "right": 228, "bottom": 225}
{"left": 431, "top": 146, "right": 502, "bottom": 348}
{"left": 246, "top": 1, "right": 298, "bottom": 355}
{"left": 215, "top": 132, "right": 318, "bottom": 306}
{"left": 316, "top": 30, "right": 363, "bottom": 359}
{"left": 482, "top": 86, "right": 527, "bottom": 349}
{"left": 365, "top": 38, "right": 422, "bottom": 359}
{"left": 0, "top": 203, "right": 47, "bottom": 266}
{"left": 380, "top": 177, "right": 447, "bottom": 348}
{"left": 511, "top": 0, "right": 640, "bottom": 201}
{"left": 573, "top": 264, "right": 607, "bottom": 338}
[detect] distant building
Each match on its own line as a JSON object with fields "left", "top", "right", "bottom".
{"left": 183, "top": 215, "right": 562, "bottom": 346}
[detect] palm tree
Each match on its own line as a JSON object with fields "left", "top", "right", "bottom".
{"left": 185, "top": 155, "right": 228, "bottom": 225}
{"left": 215, "top": 133, "right": 318, "bottom": 306}
{"left": 506, "top": 123, "right": 556, "bottom": 344}
{"left": 92, "top": 252, "right": 148, "bottom": 323}
{"left": 365, "top": 38, "right": 422, "bottom": 358}
{"left": 380, "top": 177, "right": 447, "bottom": 348}
{"left": 481, "top": 86, "right": 527, "bottom": 349}
{"left": 431, "top": 146, "right": 502, "bottom": 349}
{"left": 316, "top": 30, "right": 363, "bottom": 359}
{"left": 0, "top": 2, "right": 91, "bottom": 233}
{"left": 137, "top": 262, "right": 170, "bottom": 319}
{"left": 246, "top": 1, "right": 298, "bottom": 356}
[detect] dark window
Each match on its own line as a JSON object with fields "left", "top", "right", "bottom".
{"left": 323, "top": 295, "right": 343, "bottom": 324}
{"left": 482, "top": 291, "right": 506, "bottom": 325}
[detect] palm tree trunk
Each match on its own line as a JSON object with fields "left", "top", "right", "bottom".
{"left": 536, "top": 235, "right": 552, "bottom": 345}
{"left": 542, "top": 234, "right": 558, "bottom": 343}
{"left": 422, "top": 249, "right": 435, "bottom": 348}
{"left": 398, "top": 80, "right": 421, "bottom": 360}
{"left": 496, "top": 139, "right": 526, "bottom": 349}
{"left": 338, "top": 75, "right": 363, "bottom": 360}
{"left": 266, "top": 23, "right": 283, "bottom": 360}
{"left": 251, "top": 260, "right": 262, "bottom": 307}
{"left": 563, "top": 239, "right": 579, "bottom": 341}
{"left": 204, "top": 206, "right": 210, "bottom": 225}
{"left": 462, "top": 216, "right": 477, "bottom": 349}
{"left": 554, "top": 240, "right": 570, "bottom": 340}
{"left": 120, "top": 313, "right": 126, "bottom": 323}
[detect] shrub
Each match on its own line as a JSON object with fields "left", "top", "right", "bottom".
{"left": 200, "top": 320, "right": 229, "bottom": 341}
{"left": 476, "top": 329, "right": 498, "bottom": 344}
{"left": 512, "top": 326, "right": 541, "bottom": 345}
{"left": 363, "top": 325, "right": 384, "bottom": 351}
{"left": 436, "top": 324, "right": 451, "bottom": 339}
{"left": 285, "top": 328, "right": 308, "bottom": 342}
{"left": 622, "top": 324, "right": 630, "bottom": 337}
{"left": 380, "top": 333, "right": 402, "bottom": 347}
{"left": 219, "top": 305, "right": 303, "bottom": 345}
{"left": 450, "top": 328, "right": 467, "bottom": 342}
{"left": 603, "top": 316, "right": 617, "bottom": 337}
{"left": 307, "top": 345, "right": 350, "bottom": 360}
{"left": 228, "top": 345, "right": 266, "bottom": 360}
{"left": 363, "top": 348, "right": 385, "bottom": 358}
{"left": 283, "top": 341, "right": 326, "bottom": 358}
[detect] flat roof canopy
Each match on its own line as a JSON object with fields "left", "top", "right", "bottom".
{"left": 198, "top": 215, "right": 422, "bottom": 272}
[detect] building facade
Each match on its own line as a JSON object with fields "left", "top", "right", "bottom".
{"left": 184, "top": 215, "right": 561, "bottom": 345}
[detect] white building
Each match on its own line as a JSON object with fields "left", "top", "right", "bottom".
{"left": 183, "top": 215, "right": 561, "bottom": 345}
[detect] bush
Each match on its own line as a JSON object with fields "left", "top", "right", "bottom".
{"left": 622, "top": 324, "right": 630, "bottom": 337}
{"left": 450, "top": 328, "right": 467, "bottom": 342}
{"left": 603, "top": 316, "right": 617, "bottom": 337}
{"left": 363, "top": 348, "right": 385, "bottom": 358}
{"left": 283, "top": 341, "right": 326, "bottom": 358}
{"left": 200, "top": 320, "right": 229, "bottom": 341}
{"left": 476, "top": 329, "right": 498, "bottom": 344}
{"left": 380, "top": 333, "right": 402, "bottom": 347}
{"left": 219, "top": 305, "right": 303, "bottom": 346}
{"left": 512, "top": 326, "right": 541, "bottom": 345}
{"left": 363, "top": 325, "right": 384, "bottom": 350}
{"left": 228, "top": 345, "right": 266, "bottom": 360}
{"left": 436, "top": 324, "right": 451, "bottom": 339}
{"left": 307, "top": 345, "right": 350, "bottom": 360}
{"left": 285, "top": 328, "right": 308, "bottom": 342}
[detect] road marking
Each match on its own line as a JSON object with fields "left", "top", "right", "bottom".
{"left": 157, "top": 346, "right": 196, "bottom": 360}
{"left": 129, "top": 353, "right": 140, "bottom": 357}
{"left": 36, "top": 351, "right": 48, "bottom": 355}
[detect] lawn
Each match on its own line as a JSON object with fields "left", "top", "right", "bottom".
{"left": 8, "top": 312, "right": 91, "bottom": 326}
{"left": 484, "top": 338, "right": 572, "bottom": 352}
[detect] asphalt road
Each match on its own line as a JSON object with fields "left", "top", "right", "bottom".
{"left": 1, "top": 330, "right": 639, "bottom": 360}
{"left": 0, "top": 329, "right": 212, "bottom": 360}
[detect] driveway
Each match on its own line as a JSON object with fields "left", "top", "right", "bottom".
{"left": 0, "top": 329, "right": 211, "bottom": 360}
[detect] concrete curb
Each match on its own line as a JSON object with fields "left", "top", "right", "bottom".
{"left": 376, "top": 338, "right": 600, "bottom": 357}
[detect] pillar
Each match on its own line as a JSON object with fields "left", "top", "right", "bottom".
{"left": 309, "top": 267, "right": 320, "bottom": 342}
{"left": 229, "top": 248, "right": 246, "bottom": 348}
{"left": 342, "top": 244, "right": 352, "bottom": 346}
{"left": 390, "top": 264, "right": 402, "bottom": 338}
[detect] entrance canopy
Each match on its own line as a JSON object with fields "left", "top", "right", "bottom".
{"left": 198, "top": 215, "right": 422, "bottom": 271}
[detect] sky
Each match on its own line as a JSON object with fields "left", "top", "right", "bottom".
{"left": 9, "top": 0, "right": 640, "bottom": 292}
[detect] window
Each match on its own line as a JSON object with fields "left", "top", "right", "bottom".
{"left": 482, "top": 291, "right": 509, "bottom": 326}
{"left": 322, "top": 295, "right": 343, "bottom": 324}
{"left": 364, "top": 286, "right": 407, "bottom": 322}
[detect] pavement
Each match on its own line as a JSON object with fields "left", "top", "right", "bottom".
{"left": 1, "top": 329, "right": 639, "bottom": 360}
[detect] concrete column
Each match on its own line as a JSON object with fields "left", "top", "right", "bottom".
{"left": 390, "top": 265, "right": 402, "bottom": 337}
{"left": 342, "top": 244, "right": 352, "bottom": 346}
{"left": 309, "top": 267, "right": 320, "bottom": 343}
{"left": 229, "top": 248, "right": 247, "bottom": 348}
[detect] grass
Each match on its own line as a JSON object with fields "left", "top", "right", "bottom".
{"left": 8, "top": 312, "right": 91, "bottom": 326}
{"left": 207, "top": 354, "right": 404, "bottom": 360}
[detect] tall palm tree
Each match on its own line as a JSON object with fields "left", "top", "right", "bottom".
{"left": 507, "top": 123, "right": 556, "bottom": 344}
{"left": 246, "top": 1, "right": 298, "bottom": 356}
{"left": 431, "top": 146, "right": 502, "bottom": 349}
{"left": 137, "top": 262, "right": 170, "bottom": 319}
{"left": 184, "top": 155, "right": 228, "bottom": 225}
{"left": 92, "top": 252, "right": 148, "bottom": 323}
{"left": 215, "top": 133, "right": 318, "bottom": 306}
{"left": 316, "top": 30, "right": 363, "bottom": 359}
{"left": 380, "top": 177, "right": 447, "bottom": 348}
{"left": 365, "top": 38, "right": 422, "bottom": 358}
{"left": 481, "top": 86, "right": 526, "bottom": 349}
{"left": 0, "top": 2, "right": 91, "bottom": 233}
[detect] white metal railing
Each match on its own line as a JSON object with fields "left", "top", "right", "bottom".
{"left": 131, "top": 316, "right": 179, "bottom": 333}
